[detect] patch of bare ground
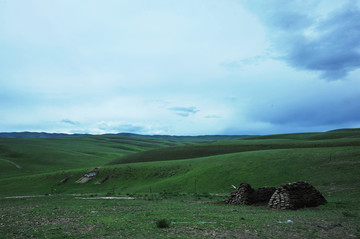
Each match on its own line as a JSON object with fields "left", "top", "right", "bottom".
{"left": 169, "top": 224, "right": 359, "bottom": 239}
{"left": 2, "top": 212, "right": 79, "bottom": 227}
{"left": 25, "top": 217, "right": 79, "bottom": 227}
{"left": 169, "top": 227, "right": 261, "bottom": 239}
{"left": 258, "top": 220, "right": 360, "bottom": 239}
{"left": 2, "top": 214, "right": 98, "bottom": 238}
{"left": 165, "top": 216, "right": 360, "bottom": 239}
{"left": 301, "top": 220, "right": 359, "bottom": 239}
{"left": 0, "top": 206, "right": 38, "bottom": 211}
{"left": 64, "top": 223, "right": 98, "bottom": 235}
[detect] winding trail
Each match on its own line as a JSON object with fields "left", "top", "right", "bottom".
{"left": 0, "top": 159, "right": 22, "bottom": 169}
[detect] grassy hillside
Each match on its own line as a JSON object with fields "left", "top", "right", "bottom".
{"left": 0, "top": 134, "right": 209, "bottom": 179}
{"left": 245, "top": 128, "right": 360, "bottom": 140}
{"left": 108, "top": 130, "right": 360, "bottom": 165}
{"left": 1, "top": 146, "right": 359, "bottom": 200}
{"left": 0, "top": 129, "right": 359, "bottom": 202}
{"left": 1, "top": 129, "right": 359, "bottom": 239}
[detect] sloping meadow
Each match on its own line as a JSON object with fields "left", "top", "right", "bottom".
{"left": 0, "top": 129, "right": 359, "bottom": 201}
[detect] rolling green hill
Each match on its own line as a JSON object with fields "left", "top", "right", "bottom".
{"left": 0, "top": 129, "right": 359, "bottom": 202}
{"left": 108, "top": 129, "right": 360, "bottom": 165}
{"left": 0, "top": 134, "right": 210, "bottom": 179}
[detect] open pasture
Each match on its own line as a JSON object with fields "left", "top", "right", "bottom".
{"left": 0, "top": 129, "right": 360, "bottom": 238}
{"left": 1, "top": 194, "right": 359, "bottom": 239}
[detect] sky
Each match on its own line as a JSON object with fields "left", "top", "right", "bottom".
{"left": 1, "top": 0, "right": 360, "bottom": 135}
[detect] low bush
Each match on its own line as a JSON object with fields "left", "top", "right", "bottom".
{"left": 156, "top": 219, "right": 171, "bottom": 228}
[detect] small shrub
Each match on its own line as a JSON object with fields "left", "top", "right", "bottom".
{"left": 156, "top": 219, "right": 171, "bottom": 228}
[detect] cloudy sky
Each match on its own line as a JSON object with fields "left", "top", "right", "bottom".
{"left": 1, "top": 0, "right": 360, "bottom": 135}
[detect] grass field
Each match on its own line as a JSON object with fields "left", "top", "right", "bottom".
{"left": 0, "top": 194, "right": 359, "bottom": 238}
{"left": 0, "top": 129, "right": 359, "bottom": 238}
{"left": 0, "top": 134, "right": 212, "bottom": 179}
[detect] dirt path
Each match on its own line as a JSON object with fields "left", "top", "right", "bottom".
{"left": 0, "top": 159, "right": 22, "bottom": 169}
{"left": 75, "top": 196, "right": 135, "bottom": 200}
{"left": 3, "top": 195, "right": 46, "bottom": 199}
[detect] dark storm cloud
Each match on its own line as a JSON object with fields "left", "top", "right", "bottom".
{"left": 287, "top": 5, "right": 360, "bottom": 80}
{"left": 169, "top": 106, "right": 200, "bottom": 117}
{"left": 247, "top": 1, "right": 360, "bottom": 80}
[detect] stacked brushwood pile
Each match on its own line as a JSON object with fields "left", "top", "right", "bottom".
{"left": 226, "top": 183, "right": 254, "bottom": 205}
{"left": 268, "top": 181, "right": 327, "bottom": 210}
{"left": 225, "top": 183, "right": 276, "bottom": 205}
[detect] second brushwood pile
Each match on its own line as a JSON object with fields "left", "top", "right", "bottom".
{"left": 268, "top": 181, "right": 327, "bottom": 209}
{"left": 226, "top": 181, "right": 327, "bottom": 210}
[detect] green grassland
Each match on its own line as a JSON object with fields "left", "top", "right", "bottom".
{"left": 0, "top": 129, "right": 359, "bottom": 238}
{"left": 1, "top": 129, "right": 359, "bottom": 198}
{"left": 1, "top": 194, "right": 359, "bottom": 239}
{"left": 0, "top": 134, "right": 211, "bottom": 179}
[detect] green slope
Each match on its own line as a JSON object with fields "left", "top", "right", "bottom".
{"left": 244, "top": 128, "right": 360, "bottom": 140}
{"left": 108, "top": 129, "right": 360, "bottom": 165}
{"left": 0, "top": 134, "right": 204, "bottom": 179}
{"left": 1, "top": 146, "right": 359, "bottom": 200}
{"left": 0, "top": 128, "right": 359, "bottom": 201}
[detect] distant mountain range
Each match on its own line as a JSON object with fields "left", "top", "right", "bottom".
{"left": 0, "top": 132, "right": 86, "bottom": 138}
{"left": 0, "top": 131, "right": 252, "bottom": 140}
